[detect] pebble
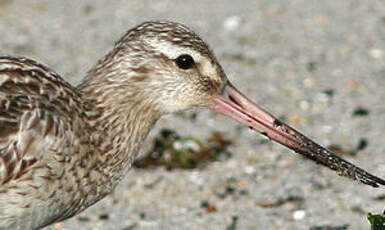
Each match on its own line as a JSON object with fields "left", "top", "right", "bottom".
{"left": 369, "top": 49, "right": 383, "bottom": 59}
{"left": 293, "top": 210, "right": 306, "bottom": 220}
{"left": 223, "top": 16, "right": 241, "bottom": 31}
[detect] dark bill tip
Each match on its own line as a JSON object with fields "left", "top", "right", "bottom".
{"left": 210, "top": 82, "right": 385, "bottom": 188}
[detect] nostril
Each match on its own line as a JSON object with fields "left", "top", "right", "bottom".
{"left": 229, "top": 95, "right": 236, "bottom": 103}
{"left": 221, "top": 83, "right": 242, "bottom": 108}
{"left": 229, "top": 95, "right": 242, "bottom": 108}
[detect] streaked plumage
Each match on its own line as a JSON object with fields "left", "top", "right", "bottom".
{"left": 0, "top": 21, "right": 383, "bottom": 230}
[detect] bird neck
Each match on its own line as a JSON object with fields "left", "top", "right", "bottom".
{"left": 77, "top": 66, "right": 163, "bottom": 180}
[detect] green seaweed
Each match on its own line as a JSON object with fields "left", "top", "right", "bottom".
{"left": 368, "top": 213, "right": 385, "bottom": 230}
{"left": 134, "top": 129, "right": 232, "bottom": 170}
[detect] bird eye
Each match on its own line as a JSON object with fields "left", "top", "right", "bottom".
{"left": 175, "top": 54, "right": 195, "bottom": 70}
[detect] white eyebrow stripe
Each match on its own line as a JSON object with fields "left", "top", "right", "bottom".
{"left": 145, "top": 38, "right": 201, "bottom": 60}
{"left": 145, "top": 38, "right": 218, "bottom": 79}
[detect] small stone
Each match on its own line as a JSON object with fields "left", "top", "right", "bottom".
{"left": 299, "top": 100, "right": 309, "bottom": 111}
{"left": 223, "top": 16, "right": 241, "bottom": 31}
{"left": 244, "top": 166, "right": 255, "bottom": 174}
{"left": 293, "top": 210, "right": 306, "bottom": 220}
{"left": 184, "top": 140, "right": 201, "bottom": 152}
{"left": 369, "top": 49, "right": 383, "bottom": 59}
{"left": 172, "top": 141, "right": 183, "bottom": 150}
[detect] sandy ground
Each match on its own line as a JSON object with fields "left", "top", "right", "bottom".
{"left": 0, "top": 1, "right": 384, "bottom": 229}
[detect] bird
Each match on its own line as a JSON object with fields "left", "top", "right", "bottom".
{"left": 0, "top": 21, "right": 383, "bottom": 230}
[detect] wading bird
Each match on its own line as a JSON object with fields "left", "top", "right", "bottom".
{"left": 0, "top": 21, "right": 383, "bottom": 230}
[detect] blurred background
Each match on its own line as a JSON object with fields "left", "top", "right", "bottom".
{"left": 0, "top": 0, "right": 384, "bottom": 229}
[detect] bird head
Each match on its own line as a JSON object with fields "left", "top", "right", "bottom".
{"left": 83, "top": 21, "right": 384, "bottom": 188}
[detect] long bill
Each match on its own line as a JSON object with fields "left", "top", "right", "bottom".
{"left": 211, "top": 81, "right": 385, "bottom": 188}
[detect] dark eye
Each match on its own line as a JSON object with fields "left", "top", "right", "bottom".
{"left": 175, "top": 54, "right": 195, "bottom": 70}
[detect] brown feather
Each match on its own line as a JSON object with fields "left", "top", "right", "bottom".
{"left": 0, "top": 20, "right": 231, "bottom": 229}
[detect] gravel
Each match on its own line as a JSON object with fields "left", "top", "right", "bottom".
{"left": 0, "top": 0, "right": 384, "bottom": 229}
